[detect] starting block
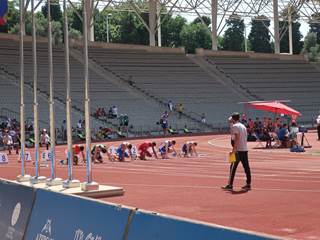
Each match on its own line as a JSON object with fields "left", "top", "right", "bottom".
{"left": 0, "top": 152, "right": 9, "bottom": 164}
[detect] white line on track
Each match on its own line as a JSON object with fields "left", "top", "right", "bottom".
{"left": 100, "top": 182, "right": 320, "bottom": 193}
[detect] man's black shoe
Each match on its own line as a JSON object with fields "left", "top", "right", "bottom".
{"left": 221, "top": 185, "right": 233, "bottom": 191}
{"left": 241, "top": 184, "right": 251, "bottom": 190}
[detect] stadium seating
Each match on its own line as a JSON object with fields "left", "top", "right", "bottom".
{"left": 2, "top": 32, "right": 319, "bottom": 133}
{"left": 0, "top": 34, "right": 173, "bottom": 133}
{"left": 85, "top": 42, "right": 245, "bottom": 126}
{"left": 198, "top": 50, "right": 320, "bottom": 124}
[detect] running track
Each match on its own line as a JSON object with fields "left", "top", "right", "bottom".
{"left": 1, "top": 132, "right": 320, "bottom": 240}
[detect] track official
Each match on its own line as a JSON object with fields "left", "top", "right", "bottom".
{"left": 222, "top": 113, "right": 251, "bottom": 191}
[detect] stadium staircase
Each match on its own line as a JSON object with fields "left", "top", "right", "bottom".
{"left": 189, "top": 54, "right": 262, "bottom": 101}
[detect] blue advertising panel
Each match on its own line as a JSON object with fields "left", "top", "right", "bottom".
{"left": 127, "top": 210, "right": 276, "bottom": 240}
{"left": 0, "top": 179, "right": 36, "bottom": 240}
{"left": 24, "top": 189, "right": 131, "bottom": 240}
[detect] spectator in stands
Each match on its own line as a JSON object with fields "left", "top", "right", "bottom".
{"left": 168, "top": 126, "right": 178, "bottom": 135}
{"left": 101, "top": 108, "right": 107, "bottom": 117}
{"left": 128, "top": 76, "right": 135, "bottom": 86}
{"left": 97, "top": 127, "right": 112, "bottom": 140}
{"left": 138, "top": 142, "right": 158, "bottom": 160}
{"left": 168, "top": 100, "right": 174, "bottom": 112}
{"left": 159, "top": 140, "right": 177, "bottom": 159}
{"left": 316, "top": 114, "right": 320, "bottom": 141}
{"left": 112, "top": 106, "right": 118, "bottom": 118}
{"left": 201, "top": 113, "right": 206, "bottom": 124}
{"left": 40, "top": 129, "right": 50, "bottom": 150}
{"left": 177, "top": 104, "right": 184, "bottom": 119}
{"left": 181, "top": 141, "right": 198, "bottom": 157}
{"left": 77, "top": 120, "right": 83, "bottom": 131}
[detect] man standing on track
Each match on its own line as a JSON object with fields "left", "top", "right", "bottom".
{"left": 222, "top": 112, "right": 251, "bottom": 191}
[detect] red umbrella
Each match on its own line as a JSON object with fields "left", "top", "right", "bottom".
{"left": 248, "top": 101, "right": 301, "bottom": 118}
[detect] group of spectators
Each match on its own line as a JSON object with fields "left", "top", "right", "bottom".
{"left": 240, "top": 115, "right": 299, "bottom": 148}
{"left": 94, "top": 106, "right": 118, "bottom": 119}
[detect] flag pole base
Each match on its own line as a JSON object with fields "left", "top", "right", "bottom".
{"left": 30, "top": 176, "right": 47, "bottom": 184}
{"left": 16, "top": 174, "right": 31, "bottom": 182}
{"left": 63, "top": 179, "right": 81, "bottom": 189}
{"left": 81, "top": 181, "right": 99, "bottom": 191}
{"left": 46, "top": 177, "right": 63, "bottom": 186}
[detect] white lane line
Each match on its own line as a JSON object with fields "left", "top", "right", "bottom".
{"left": 100, "top": 182, "right": 320, "bottom": 193}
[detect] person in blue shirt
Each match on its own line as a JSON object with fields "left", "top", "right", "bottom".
{"left": 277, "top": 124, "right": 289, "bottom": 147}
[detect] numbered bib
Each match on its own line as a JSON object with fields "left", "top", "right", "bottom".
{"left": 25, "top": 151, "right": 32, "bottom": 162}
{"left": 41, "top": 150, "right": 52, "bottom": 162}
{"left": 0, "top": 153, "right": 8, "bottom": 164}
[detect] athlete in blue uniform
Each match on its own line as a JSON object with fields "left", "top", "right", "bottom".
{"left": 159, "top": 140, "right": 176, "bottom": 159}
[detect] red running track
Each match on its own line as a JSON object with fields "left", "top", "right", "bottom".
{"left": 1, "top": 132, "right": 320, "bottom": 240}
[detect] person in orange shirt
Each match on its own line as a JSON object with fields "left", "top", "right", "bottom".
{"left": 138, "top": 142, "right": 157, "bottom": 160}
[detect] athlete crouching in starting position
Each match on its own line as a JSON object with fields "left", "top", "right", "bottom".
{"left": 159, "top": 140, "right": 177, "bottom": 159}
{"left": 181, "top": 141, "right": 198, "bottom": 157}
{"left": 91, "top": 144, "right": 107, "bottom": 163}
{"left": 115, "top": 142, "right": 133, "bottom": 162}
{"left": 60, "top": 144, "right": 85, "bottom": 166}
{"left": 72, "top": 145, "right": 85, "bottom": 165}
{"left": 138, "top": 142, "right": 158, "bottom": 160}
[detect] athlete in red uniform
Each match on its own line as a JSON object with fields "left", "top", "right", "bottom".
{"left": 138, "top": 142, "right": 157, "bottom": 160}
{"left": 72, "top": 145, "right": 85, "bottom": 165}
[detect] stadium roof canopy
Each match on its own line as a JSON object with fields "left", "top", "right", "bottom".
{"left": 28, "top": 0, "right": 320, "bottom": 52}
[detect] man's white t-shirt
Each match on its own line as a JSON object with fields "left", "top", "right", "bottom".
{"left": 316, "top": 115, "right": 320, "bottom": 125}
{"left": 232, "top": 122, "right": 248, "bottom": 151}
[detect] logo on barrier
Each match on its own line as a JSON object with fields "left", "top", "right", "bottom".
{"left": 35, "top": 219, "right": 54, "bottom": 240}
{"left": 74, "top": 229, "right": 103, "bottom": 240}
{"left": 5, "top": 202, "right": 21, "bottom": 239}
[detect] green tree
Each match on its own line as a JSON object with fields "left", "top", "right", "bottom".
{"left": 180, "top": 23, "right": 211, "bottom": 53}
{"left": 248, "top": 16, "right": 272, "bottom": 53}
{"left": 222, "top": 15, "right": 244, "bottom": 51}
{"left": 302, "top": 32, "right": 317, "bottom": 54}
{"left": 110, "top": 11, "right": 149, "bottom": 45}
{"left": 161, "top": 15, "right": 186, "bottom": 47}
{"left": 68, "top": 5, "right": 83, "bottom": 33}
{"left": 309, "top": 13, "right": 320, "bottom": 44}
{"left": 192, "top": 16, "right": 211, "bottom": 26}
{"left": 41, "top": 0, "right": 63, "bottom": 22}
{"left": 9, "top": 11, "right": 62, "bottom": 44}
{"left": 0, "top": 0, "right": 19, "bottom": 33}
{"left": 279, "top": 21, "right": 303, "bottom": 54}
